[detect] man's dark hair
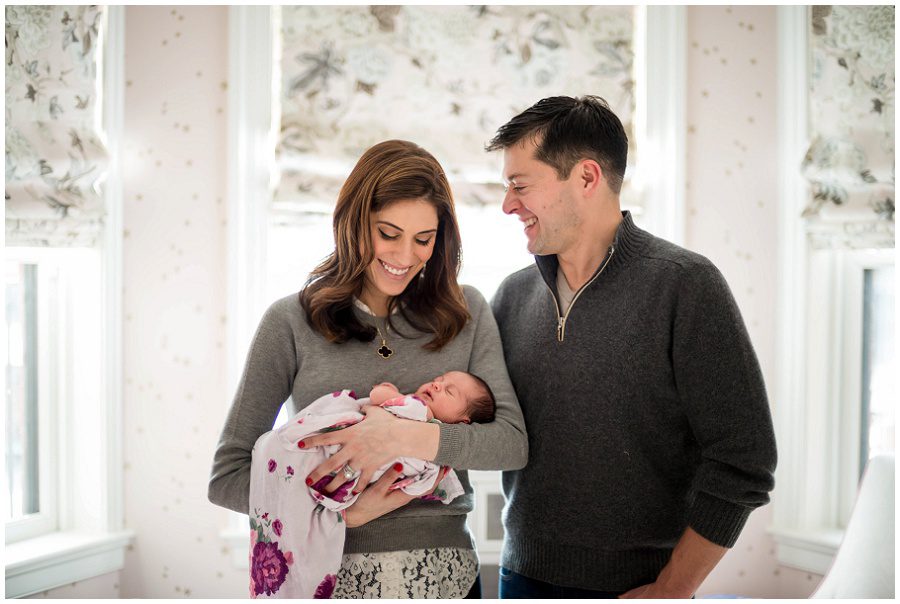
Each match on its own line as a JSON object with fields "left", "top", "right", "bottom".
{"left": 467, "top": 373, "right": 496, "bottom": 424}
{"left": 485, "top": 95, "right": 628, "bottom": 194}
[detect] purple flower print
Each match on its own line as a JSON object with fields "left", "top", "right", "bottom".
{"left": 310, "top": 474, "right": 354, "bottom": 503}
{"left": 267, "top": 459, "right": 277, "bottom": 473}
{"left": 332, "top": 391, "right": 341, "bottom": 397}
{"left": 314, "top": 574, "right": 337, "bottom": 599}
{"left": 286, "top": 466, "right": 294, "bottom": 476}
{"left": 273, "top": 519, "right": 283, "bottom": 536}
{"left": 250, "top": 541, "right": 289, "bottom": 596}
{"left": 348, "top": 390, "right": 357, "bottom": 399}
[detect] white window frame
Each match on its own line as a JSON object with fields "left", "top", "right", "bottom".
{"left": 4, "top": 7, "right": 133, "bottom": 598}
{"left": 222, "top": 5, "right": 687, "bottom": 565}
{"left": 770, "top": 5, "right": 894, "bottom": 575}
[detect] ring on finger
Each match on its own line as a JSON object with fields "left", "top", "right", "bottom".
{"left": 342, "top": 463, "right": 355, "bottom": 480}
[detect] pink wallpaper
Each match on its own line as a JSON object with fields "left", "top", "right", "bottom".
{"left": 119, "top": 5, "right": 240, "bottom": 598}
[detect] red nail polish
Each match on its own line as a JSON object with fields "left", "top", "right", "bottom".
{"left": 352, "top": 490, "right": 359, "bottom": 496}
{"left": 393, "top": 463, "right": 403, "bottom": 472}
{"left": 305, "top": 477, "right": 312, "bottom": 486}
{"left": 297, "top": 441, "right": 305, "bottom": 449}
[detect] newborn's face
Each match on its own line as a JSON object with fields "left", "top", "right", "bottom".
{"left": 415, "top": 371, "right": 475, "bottom": 424}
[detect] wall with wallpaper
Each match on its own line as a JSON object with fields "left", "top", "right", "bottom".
{"left": 29, "top": 5, "right": 825, "bottom": 599}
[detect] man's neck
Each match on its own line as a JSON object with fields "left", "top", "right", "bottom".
{"left": 557, "top": 204, "right": 623, "bottom": 291}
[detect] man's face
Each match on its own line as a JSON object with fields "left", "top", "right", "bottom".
{"left": 501, "top": 138, "right": 581, "bottom": 256}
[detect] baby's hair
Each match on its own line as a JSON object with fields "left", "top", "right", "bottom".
{"left": 467, "top": 373, "right": 496, "bottom": 424}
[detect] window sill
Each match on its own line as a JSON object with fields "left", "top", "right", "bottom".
{"left": 769, "top": 527, "right": 842, "bottom": 575}
{"left": 5, "top": 529, "right": 134, "bottom": 598}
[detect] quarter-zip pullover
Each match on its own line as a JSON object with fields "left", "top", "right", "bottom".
{"left": 491, "top": 211, "right": 777, "bottom": 591}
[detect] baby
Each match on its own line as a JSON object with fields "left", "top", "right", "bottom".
{"left": 248, "top": 371, "right": 495, "bottom": 599}
{"left": 370, "top": 370, "right": 496, "bottom": 424}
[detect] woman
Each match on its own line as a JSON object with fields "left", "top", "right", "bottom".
{"left": 208, "top": 140, "right": 527, "bottom": 598}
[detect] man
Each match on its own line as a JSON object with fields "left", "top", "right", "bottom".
{"left": 487, "top": 96, "right": 777, "bottom": 598}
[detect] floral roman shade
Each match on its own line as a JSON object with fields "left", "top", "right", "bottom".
{"left": 5, "top": 5, "right": 108, "bottom": 247}
{"left": 802, "top": 5, "right": 895, "bottom": 249}
{"left": 275, "top": 6, "right": 636, "bottom": 219}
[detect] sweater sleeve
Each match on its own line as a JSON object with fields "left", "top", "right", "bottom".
{"left": 673, "top": 262, "right": 777, "bottom": 548}
{"left": 208, "top": 298, "right": 300, "bottom": 514}
{"left": 432, "top": 286, "right": 528, "bottom": 471}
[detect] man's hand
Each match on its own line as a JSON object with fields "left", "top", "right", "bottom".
{"left": 619, "top": 582, "right": 693, "bottom": 599}
{"left": 618, "top": 527, "right": 727, "bottom": 599}
{"left": 343, "top": 464, "right": 415, "bottom": 528}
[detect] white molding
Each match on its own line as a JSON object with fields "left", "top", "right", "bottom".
{"left": 634, "top": 5, "right": 687, "bottom": 244}
{"left": 5, "top": 530, "right": 133, "bottom": 598}
{"left": 225, "top": 5, "right": 277, "bottom": 554}
{"left": 772, "top": 4, "right": 819, "bottom": 566}
{"left": 102, "top": 3, "right": 126, "bottom": 538}
{"left": 226, "top": 5, "right": 274, "bottom": 400}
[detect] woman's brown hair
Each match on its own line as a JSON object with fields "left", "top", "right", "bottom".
{"left": 299, "top": 140, "right": 469, "bottom": 350}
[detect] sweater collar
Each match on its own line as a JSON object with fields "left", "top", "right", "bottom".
{"left": 534, "top": 210, "right": 648, "bottom": 288}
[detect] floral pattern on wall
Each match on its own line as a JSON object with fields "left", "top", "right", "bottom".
{"left": 802, "top": 5, "right": 894, "bottom": 248}
{"left": 5, "top": 5, "right": 108, "bottom": 247}
{"left": 276, "top": 5, "right": 635, "bottom": 213}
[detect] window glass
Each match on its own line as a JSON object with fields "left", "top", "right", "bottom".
{"left": 5, "top": 262, "right": 39, "bottom": 520}
{"left": 860, "top": 265, "right": 895, "bottom": 475}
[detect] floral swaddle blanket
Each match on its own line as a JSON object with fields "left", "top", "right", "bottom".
{"left": 248, "top": 389, "right": 464, "bottom": 599}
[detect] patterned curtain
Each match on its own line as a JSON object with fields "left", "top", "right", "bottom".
{"left": 802, "top": 5, "right": 895, "bottom": 249}
{"left": 275, "top": 6, "right": 636, "bottom": 220}
{"left": 5, "top": 5, "right": 108, "bottom": 247}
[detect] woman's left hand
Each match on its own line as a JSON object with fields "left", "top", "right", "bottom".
{"left": 302, "top": 405, "right": 403, "bottom": 494}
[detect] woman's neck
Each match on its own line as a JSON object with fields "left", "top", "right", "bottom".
{"left": 358, "top": 288, "right": 390, "bottom": 317}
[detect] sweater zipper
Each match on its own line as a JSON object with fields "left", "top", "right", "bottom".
{"left": 547, "top": 245, "right": 616, "bottom": 343}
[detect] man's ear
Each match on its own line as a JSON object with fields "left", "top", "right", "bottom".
{"left": 578, "top": 159, "right": 604, "bottom": 193}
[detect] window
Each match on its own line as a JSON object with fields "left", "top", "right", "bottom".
{"left": 772, "top": 5, "right": 894, "bottom": 574}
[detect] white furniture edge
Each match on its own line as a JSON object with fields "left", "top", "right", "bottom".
{"left": 3, "top": 8, "right": 132, "bottom": 597}
{"left": 635, "top": 5, "right": 687, "bottom": 245}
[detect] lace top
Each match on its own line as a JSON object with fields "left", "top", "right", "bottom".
{"left": 332, "top": 547, "right": 478, "bottom": 598}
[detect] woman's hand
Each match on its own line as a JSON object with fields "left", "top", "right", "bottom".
{"left": 343, "top": 464, "right": 416, "bottom": 528}
{"left": 303, "top": 405, "right": 406, "bottom": 494}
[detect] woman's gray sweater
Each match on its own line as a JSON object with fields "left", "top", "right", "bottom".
{"left": 208, "top": 285, "right": 527, "bottom": 554}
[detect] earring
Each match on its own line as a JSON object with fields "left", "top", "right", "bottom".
{"left": 419, "top": 261, "right": 427, "bottom": 278}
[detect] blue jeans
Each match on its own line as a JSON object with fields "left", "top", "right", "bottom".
{"left": 498, "top": 567, "right": 625, "bottom": 599}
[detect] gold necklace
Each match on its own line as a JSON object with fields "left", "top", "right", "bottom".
{"left": 375, "top": 325, "right": 393, "bottom": 359}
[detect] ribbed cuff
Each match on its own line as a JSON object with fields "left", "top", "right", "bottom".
{"left": 433, "top": 422, "right": 464, "bottom": 467}
{"left": 501, "top": 531, "right": 672, "bottom": 591}
{"left": 688, "top": 491, "right": 752, "bottom": 548}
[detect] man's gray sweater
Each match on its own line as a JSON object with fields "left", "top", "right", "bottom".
{"left": 491, "top": 211, "right": 777, "bottom": 591}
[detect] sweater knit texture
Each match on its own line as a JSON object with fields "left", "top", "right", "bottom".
{"left": 209, "top": 285, "right": 527, "bottom": 554}
{"left": 491, "top": 211, "right": 777, "bottom": 591}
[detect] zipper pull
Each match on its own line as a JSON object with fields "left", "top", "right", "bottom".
{"left": 557, "top": 316, "right": 565, "bottom": 342}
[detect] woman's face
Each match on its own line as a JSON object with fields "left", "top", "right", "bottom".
{"left": 360, "top": 198, "right": 439, "bottom": 314}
